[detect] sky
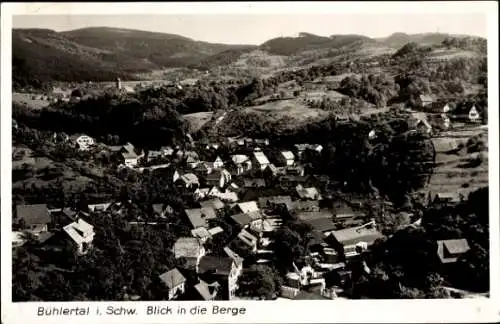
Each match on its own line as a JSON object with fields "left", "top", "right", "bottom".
{"left": 13, "top": 14, "right": 487, "bottom": 45}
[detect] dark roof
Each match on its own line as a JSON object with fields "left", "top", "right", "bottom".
{"left": 305, "top": 218, "right": 337, "bottom": 233}
{"left": 258, "top": 196, "right": 293, "bottom": 210}
{"left": 16, "top": 204, "right": 50, "bottom": 226}
{"left": 243, "top": 178, "right": 266, "bottom": 188}
{"left": 231, "top": 213, "right": 254, "bottom": 227}
{"left": 198, "top": 256, "right": 234, "bottom": 276}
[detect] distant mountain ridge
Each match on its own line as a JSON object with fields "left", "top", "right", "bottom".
{"left": 12, "top": 27, "right": 486, "bottom": 88}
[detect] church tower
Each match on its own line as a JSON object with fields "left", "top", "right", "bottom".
{"left": 116, "top": 77, "right": 122, "bottom": 90}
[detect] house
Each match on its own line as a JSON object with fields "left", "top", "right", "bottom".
{"left": 469, "top": 106, "right": 481, "bottom": 123}
{"left": 297, "top": 211, "right": 335, "bottom": 234}
{"left": 292, "top": 200, "right": 320, "bottom": 212}
{"left": 437, "top": 239, "right": 470, "bottom": 264}
{"left": 427, "top": 102, "right": 451, "bottom": 114}
{"left": 431, "top": 192, "right": 461, "bottom": 204}
{"left": 263, "top": 164, "right": 279, "bottom": 179}
{"left": 243, "top": 178, "right": 266, "bottom": 188}
{"left": 294, "top": 144, "right": 309, "bottom": 159}
{"left": 122, "top": 151, "right": 139, "bottom": 168}
{"left": 191, "top": 227, "right": 213, "bottom": 242}
{"left": 208, "top": 227, "right": 224, "bottom": 236}
{"left": 258, "top": 196, "right": 293, "bottom": 211}
{"left": 279, "top": 175, "right": 308, "bottom": 188}
{"left": 278, "top": 151, "right": 295, "bottom": 167}
{"left": 432, "top": 138, "right": 460, "bottom": 154}
{"left": 15, "top": 204, "right": 51, "bottom": 234}
{"left": 227, "top": 229, "right": 259, "bottom": 257}
{"left": 184, "top": 207, "right": 217, "bottom": 229}
{"left": 417, "top": 94, "right": 435, "bottom": 107}
{"left": 235, "top": 201, "right": 259, "bottom": 214}
{"left": 173, "top": 237, "right": 205, "bottom": 271}
{"left": 147, "top": 150, "right": 163, "bottom": 162}
{"left": 152, "top": 203, "right": 174, "bottom": 218}
{"left": 194, "top": 280, "right": 219, "bottom": 301}
{"left": 159, "top": 268, "right": 186, "bottom": 300}
{"left": 160, "top": 146, "right": 175, "bottom": 157}
{"left": 211, "top": 189, "right": 239, "bottom": 203}
{"left": 230, "top": 211, "right": 262, "bottom": 229}
{"left": 213, "top": 156, "right": 224, "bottom": 169}
{"left": 252, "top": 150, "right": 270, "bottom": 170}
{"left": 75, "top": 135, "right": 95, "bottom": 151}
{"left": 283, "top": 166, "right": 305, "bottom": 177}
{"left": 63, "top": 218, "right": 95, "bottom": 255}
{"left": 230, "top": 155, "right": 252, "bottom": 175}
{"left": 255, "top": 138, "right": 270, "bottom": 146}
{"left": 296, "top": 185, "right": 322, "bottom": 200}
{"left": 194, "top": 188, "right": 210, "bottom": 201}
{"left": 205, "top": 169, "right": 231, "bottom": 188}
{"left": 87, "top": 202, "right": 112, "bottom": 212}
{"left": 174, "top": 172, "right": 200, "bottom": 189}
{"left": 186, "top": 155, "right": 200, "bottom": 169}
{"left": 198, "top": 256, "right": 242, "bottom": 300}
{"left": 309, "top": 144, "right": 323, "bottom": 154}
{"left": 200, "top": 198, "right": 225, "bottom": 210}
{"left": 333, "top": 204, "right": 364, "bottom": 221}
{"left": 329, "top": 221, "right": 384, "bottom": 258}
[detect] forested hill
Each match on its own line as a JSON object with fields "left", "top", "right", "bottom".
{"left": 12, "top": 27, "right": 486, "bottom": 89}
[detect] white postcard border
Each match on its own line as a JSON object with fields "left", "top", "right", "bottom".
{"left": 1, "top": 2, "right": 499, "bottom": 324}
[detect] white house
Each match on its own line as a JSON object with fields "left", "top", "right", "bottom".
{"left": 469, "top": 106, "right": 481, "bottom": 123}
{"left": 213, "top": 156, "right": 224, "bottom": 169}
{"left": 159, "top": 268, "right": 187, "bottom": 300}
{"left": 63, "top": 218, "right": 95, "bottom": 255}
{"left": 252, "top": 150, "right": 270, "bottom": 170}
{"left": 279, "top": 151, "right": 295, "bottom": 166}
{"left": 230, "top": 155, "right": 252, "bottom": 175}
{"left": 75, "top": 135, "right": 95, "bottom": 151}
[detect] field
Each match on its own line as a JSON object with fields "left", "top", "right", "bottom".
{"left": 426, "top": 126, "right": 488, "bottom": 198}
{"left": 183, "top": 111, "right": 215, "bottom": 133}
{"left": 12, "top": 92, "right": 51, "bottom": 110}
{"left": 244, "top": 98, "right": 330, "bottom": 123}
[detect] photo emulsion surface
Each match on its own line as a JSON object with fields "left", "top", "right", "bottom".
{"left": 10, "top": 11, "right": 490, "bottom": 303}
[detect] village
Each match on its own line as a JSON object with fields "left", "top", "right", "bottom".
{"left": 12, "top": 84, "right": 486, "bottom": 300}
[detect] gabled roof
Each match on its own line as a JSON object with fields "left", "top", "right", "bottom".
{"left": 236, "top": 201, "right": 259, "bottom": 213}
{"left": 331, "top": 223, "right": 383, "bottom": 246}
{"left": 281, "top": 151, "right": 295, "bottom": 160}
{"left": 223, "top": 247, "right": 244, "bottom": 267}
{"left": 253, "top": 151, "right": 270, "bottom": 165}
{"left": 243, "top": 178, "right": 266, "bottom": 188}
{"left": 237, "top": 229, "right": 258, "bottom": 247}
{"left": 258, "top": 196, "right": 293, "bottom": 210}
{"left": 181, "top": 173, "right": 199, "bottom": 184}
{"left": 296, "top": 186, "right": 322, "bottom": 200}
{"left": 159, "top": 268, "right": 186, "bottom": 289}
{"left": 174, "top": 237, "right": 203, "bottom": 258}
{"left": 198, "top": 256, "right": 234, "bottom": 276}
{"left": 185, "top": 207, "right": 217, "bottom": 229}
{"left": 231, "top": 213, "right": 254, "bottom": 227}
{"left": 292, "top": 200, "right": 320, "bottom": 212}
{"left": 200, "top": 198, "right": 225, "bottom": 210}
{"left": 194, "top": 280, "right": 219, "bottom": 300}
{"left": 208, "top": 226, "right": 224, "bottom": 236}
{"left": 441, "top": 239, "right": 470, "bottom": 255}
{"left": 16, "top": 204, "right": 50, "bottom": 226}
{"left": 191, "top": 227, "right": 212, "bottom": 240}
{"left": 63, "top": 218, "right": 94, "bottom": 245}
{"left": 231, "top": 154, "right": 250, "bottom": 164}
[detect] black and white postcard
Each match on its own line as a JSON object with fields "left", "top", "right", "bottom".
{"left": 1, "top": 2, "right": 499, "bottom": 324}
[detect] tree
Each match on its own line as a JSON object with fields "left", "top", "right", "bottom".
{"left": 236, "top": 265, "right": 282, "bottom": 300}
